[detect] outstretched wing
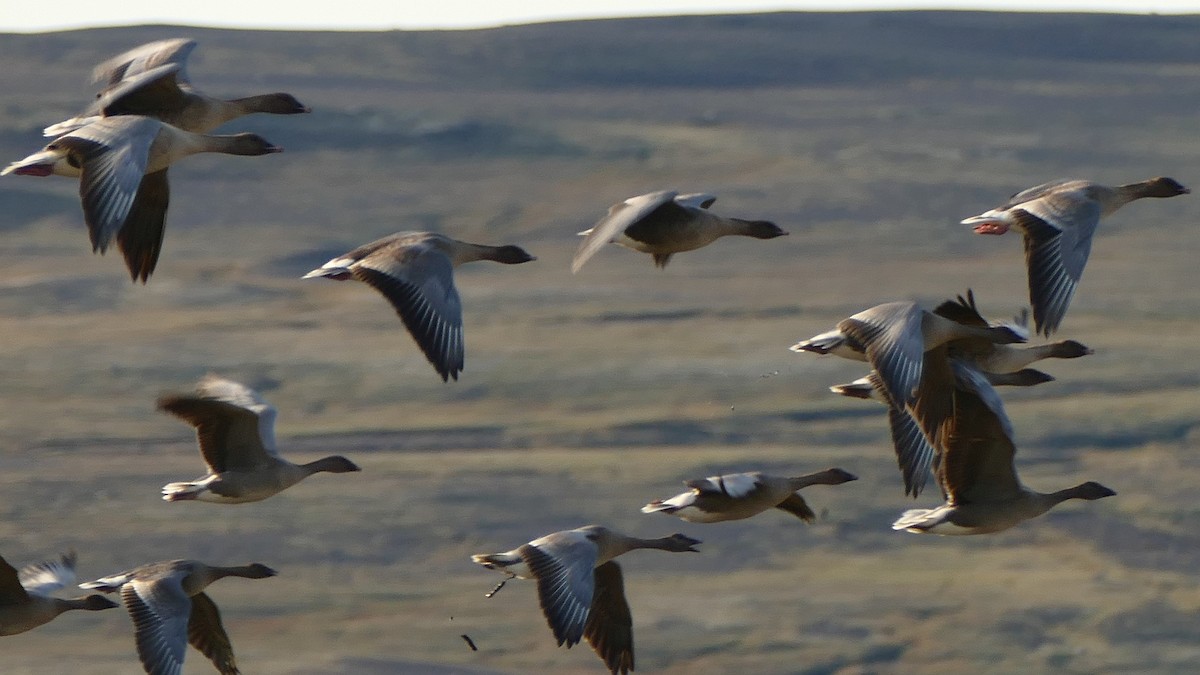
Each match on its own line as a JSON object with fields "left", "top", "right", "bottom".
{"left": 351, "top": 244, "right": 465, "bottom": 382}
{"left": 188, "top": 592, "right": 239, "bottom": 675}
{"left": 157, "top": 376, "right": 278, "bottom": 472}
{"left": 122, "top": 576, "right": 191, "bottom": 675}
{"left": 838, "top": 301, "right": 925, "bottom": 408}
{"left": 584, "top": 562, "right": 634, "bottom": 674}
{"left": 520, "top": 535, "right": 598, "bottom": 649}
{"left": 572, "top": 190, "right": 677, "bottom": 273}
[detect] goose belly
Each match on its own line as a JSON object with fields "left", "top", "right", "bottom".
{"left": 616, "top": 225, "right": 718, "bottom": 254}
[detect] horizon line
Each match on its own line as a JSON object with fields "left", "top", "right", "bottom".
{"left": 5, "top": 6, "right": 1197, "bottom": 35}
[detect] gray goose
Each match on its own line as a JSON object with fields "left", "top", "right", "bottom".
{"left": 0, "top": 551, "right": 116, "bottom": 636}
{"left": 158, "top": 375, "right": 360, "bottom": 503}
{"left": 45, "top": 38, "right": 309, "bottom": 137}
{"left": 962, "top": 177, "right": 1188, "bottom": 336}
{"left": 642, "top": 468, "right": 857, "bottom": 523}
{"left": 303, "top": 232, "right": 536, "bottom": 382}
{"left": 931, "top": 290, "right": 1093, "bottom": 373}
{"left": 806, "top": 290, "right": 1089, "bottom": 497}
{"left": 3, "top": 115, "right": 282, "bottom": 282}
{"left": 790, "top": 298, "right": 1025, "bottom": 410}
{"left": 892, "top": 361, "right": 1115, "bottom": 534}
{"left": 472, "top": 525, "right": 700, "bottom": 675}
{"left": 81, "top": 560, "right": 277, "bottom": 674}
{"left": 571, "top": 190, "right": 786, "bottom": 272}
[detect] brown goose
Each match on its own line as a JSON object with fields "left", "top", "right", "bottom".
{"left": 0, "top": 551, "right": 116, "bottom": 636}
{"left": 962, "top": 177, "right": 1188, "bottom": 336}
{"left": 472, "top": 525, "right": 700, "bottom": 675}
{"left": 3, "top": 115, "right": 281, "bottom": 282}
{"left": 641, "top": 468, "right": 857, "bottom": 523}
{"left": 571, "top": 190, "right": 786, "bottom": 273}
{"left": 303, "top": 232, "right": 536, "bottom": 381}
{"left": 830, "top": 367, "right": 1053, "bottom": 498}
{"left": 158, "top": 375, "right": 359, "bottom": 503}
{"left": 892, "top": 360, "right": 1115, "bottom": 534}
{"left": 81, "top": 559, "right": 276, "bottom": 674}
{"left": 44, "top": 38, "right": 309, "bottom": 137}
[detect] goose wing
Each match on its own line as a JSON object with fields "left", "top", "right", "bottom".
{"left": 187, "top": 592, "right": 239, "bottom": 675}
{"left": 43, "top": 64, "right": 188, "bottom": 137}
{"left": 17, "top": 551, "right": 76, "bottom": 596}
{"left": 52, "top": 117, "right": 158, "bottom": 257}
{"left": 837, "top": 301, "right": 925, "bottom": 408}
{"left": 158, "top": 376, "right": 280, "bottom": 472}
{"left": 1012, "top": 186, "right": 1101, "bottom": 336}
{"left": 121, "top": 575, "right": 191, "bottom": 675}
{"left": 584, "top": 562, "right": 634, "bottom": 675}
{"left": 115, "top": 168, "right": 169, "bottom": 282}
{"left": 520, "top": 532, "right": 598, "bottom": 649}
{"left": 350, "top": 243, "right": 465, "bottom": 381}
{"left": 774, "top": 494, "right": 816, "bottom": 522}
{"left": 685, "top": 472, "right": 764, "bottom": 498}
{"left": 0, "top": 554, "right": 30, "bottom": 605}
{"left": 887, "top": 398, "right": 938, "bottom": 499}
{"left": 998, "top": 179, "right": 1081, "bottom": 209}
{"left": 674, "top": 192, "right": 717, "bottom": 209}
{"left": 572, "top": 190, "right": 677, "bottom": 273}
{"left": 93, "top": 38, "right": 197, "bottom": 87}
{"left": 97, "top": 63, "right": 191, "bottom": 120}
{"left": 937, "top": 362, "right": 1021, "bottom": 504}
{"left": 932, "top": 289, "right": 987, "bottom": 328}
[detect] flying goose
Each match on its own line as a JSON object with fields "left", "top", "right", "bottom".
{"left": 808, "top": 290, "right": 1087, "bottom": 497}
{"left": 830, "top": 367, "right": 1053, "bottom": 498}
{"left": 303, "top": 232, "right": 537, "bottom": 382}
{"left": 81, "top": 559, "right": 277, "bottom": 674}
{"left": 0, "top": 551, "right": 117, "bottom": 636}
{"left": 931, "top": 291, "right": 1093, "bottom": 373}
{"left": 641, "top": 468, "right": 857, "bottom": 523}
{"left": 892, "top": 360, "right": 1116, "bottom": 534}
{"left": 472, "top": 525, "right": 700, "bottom": 674}
{"left": 158, "top": 375, "right": 360, "bottom": 503}
{"left": 45, "top": 38, "right": 309, "bottom": 137}
{"left": 571, "top": 190, "right": 786, "bottom": 273}
{"left": 790, "top": 299, "right": 1025, "bottom": 409}
{"left": 3, "top": 115, "right": 282, "bottom": 282}
{"left": 962, "top": 177, "right": 1189, "bottom": 336}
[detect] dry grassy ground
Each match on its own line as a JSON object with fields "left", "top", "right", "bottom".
{"left": 2, "top": 12, "right": 1200, "bottom": 674}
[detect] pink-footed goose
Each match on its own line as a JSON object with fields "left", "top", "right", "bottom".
{"left": 790, "top": 298, "right": 1025, "bottom": 410}
{"left": 158, "top": 375, "right": 359, "bottom": 503}
{"left": 0, "top": 551, "right": 117, "bottom": 636}
{"left": 810, "top": 290, "right": 1090, "bottom": 497}
{"left": 3, "top": 115, "right": 281, "bottom": 282}
{"left": 472, "top": 525, "right": 700, "bottom": 674}
{"left": 831, "top": 367, "right": 1053, "bottom": 498}
{"left": 642, "top": 468, "right": 857, "bottom": 523}
{"left": 931, "top": 291, "right": 1092, "bottom": 372}
{"left": 572, "top": 190, "right": 786, "bottom": 272}
{"left": 81, "top": 559, "right": 276, "bottom": 674}
{"left": 892, "top": 360, "right": 1115, "bottom": 535}
{"left": 303, "top": 232, "right": 536, "bottom": 382}
{"left": 45, "top": 38, "right": 309, "bottom": 137}
{"left": 962, "top": 177, "right": 1188, "bottom": 336}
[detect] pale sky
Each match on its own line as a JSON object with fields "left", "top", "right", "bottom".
{"left": 5, "top": 0, "right": 1199, "bottom": 33}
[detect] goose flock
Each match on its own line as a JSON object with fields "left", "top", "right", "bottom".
{"left": 1, "top": 36, "right": 1191, "bottom": 675}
